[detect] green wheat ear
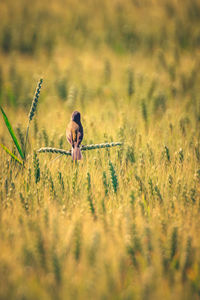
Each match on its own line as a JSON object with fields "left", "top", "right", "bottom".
{"left": 109, "top": 160, "right": 118, "bottom": 193}
{"left": 24, "top": 79, "right": 43, "bottom": 158}
{"left": 33, "top": 151, "right": 40, "bottom": 184}
{"left": 29, "top": 79, "right": 43, "bottom": 121}
{"left": 87, "top": 172, "right": 96, "bottom": 220}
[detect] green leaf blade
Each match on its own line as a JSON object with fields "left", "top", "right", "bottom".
{"left": 0, "top": 106, "right": 24, "bottom": 159}
{"left": 0, "top": 144, "right": 23, "bottom": 165}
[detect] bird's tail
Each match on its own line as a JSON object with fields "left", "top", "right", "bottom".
{"left": 72, "top": 146, "right": 82, "bottom": 160}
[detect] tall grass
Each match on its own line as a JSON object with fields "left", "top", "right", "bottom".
{"left": 0, "top": 0, "right": 200, "bottom": 299}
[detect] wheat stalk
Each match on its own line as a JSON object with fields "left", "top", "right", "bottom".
{"left": 37, "top": 142, "right": 123, "bottom": 156}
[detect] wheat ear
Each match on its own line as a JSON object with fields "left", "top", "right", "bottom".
{"left": 24, "top": 79, "right": 43, "bottom": 158}
{"left": 37, "top": 142, "right": 123, "bottom": 156}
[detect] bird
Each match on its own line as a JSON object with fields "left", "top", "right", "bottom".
{"left": 66, "top": 111, "right": 84, "bottom": 160}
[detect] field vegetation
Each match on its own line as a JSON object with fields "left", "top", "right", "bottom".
{"left": 0, "top": 0, "right": 200, "bottom": 299}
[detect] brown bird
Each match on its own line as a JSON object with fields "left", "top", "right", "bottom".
{"left": 66, "top": 111, "right": 84, "bottom": 160}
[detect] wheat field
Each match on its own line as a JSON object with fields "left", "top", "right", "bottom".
{"left": 0, "top": 0, "right": 200, "bottom": 299}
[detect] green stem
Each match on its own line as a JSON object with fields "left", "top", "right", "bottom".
{"left": 24, "top": 122, "right": 30, "bottom": 159}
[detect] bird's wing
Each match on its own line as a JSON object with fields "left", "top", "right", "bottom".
{"left": 66, "top": 121, "right": 79, "bottom": 146}
{"left": 71, "top": 122, "right": 79, "bottom": 143}
{"left": 77, "top": 124, "right": 83, "bottom": 147}
{"left": 66, "top": 129, "right": 72, "bottom": 144}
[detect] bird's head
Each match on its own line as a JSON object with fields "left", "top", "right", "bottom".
{"left": 71, "top": 111, "right": 81, "bottom": 123}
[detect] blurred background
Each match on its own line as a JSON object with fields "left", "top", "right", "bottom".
{"left": 0, "top": 0, "right": 200, "bottom": 109}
